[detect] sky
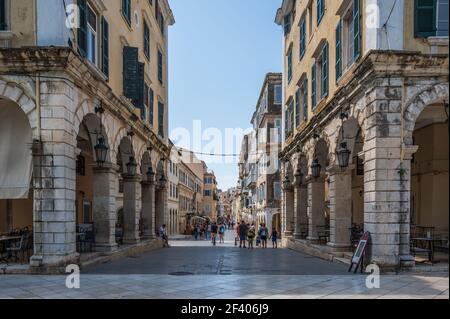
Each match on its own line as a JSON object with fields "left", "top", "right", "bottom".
{"left": 168, "top": 0, "right": 283, "bottom": 191}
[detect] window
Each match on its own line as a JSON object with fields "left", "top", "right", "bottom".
{"left": 158, "top": 102, "right": 164, "bottom": 137}
{"left": 287, "top": 46, "right": 293, "bottom": 83}
{"left": 296, "top": 76, "right": 308, "bottom": 125}
{"left": 274, "top": 182, "right": 281, "bottom": 200}
{"left": 295, "top": 88, "right": 301, "bottom": 128}
{"left": 312, "top": 42, "right": 328, "bottom": 107}
{"left": 149, "top": 87, "right": 154, "bottom": 126}
{"left": 144, "top": 20, "right": 150, "bottom": 60}
{"left": 415, "top": 0, "right": 449, "bottom": 37}
{"left": 86, "top": 4, "right": 97, "bottom": 65}
{"left": 317, "top": 0, "right": 325, "bottom": 25}
{"left": 101, "top": 17, "right": 109, "bottom": 77}
{"left": 204, "top": 190, "right": 212, "bottom": 197}
{"left": 122, "top": 0, "right": 131, "bottom": 26}
{"left": 308, "top": 1, "right": 313, "bottom": 39}
{"left": 301, "top": 77, "right": 308, "bottom": 121}
{"left": 284, "top": 13, "right": 292, "bottom": 36}
{"left": 0, "top": 0, "right": 8, "bottom": 30}
{"left": 274, "top": 85, "right": 282, "bottom": 104}
{"left": 336, "top": 0, "right": 360, "bottom": 82}
{"left": 274, "top": 118, "right": 282, "bottom": 143}
{"left": 299, "top": 17, "right": 306, "bottom": 59}
{"left": 158, "top": 50, "right": 163, "bottom": 84}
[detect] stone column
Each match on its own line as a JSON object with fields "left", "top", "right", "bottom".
{"left": 30, "top": 141, "right": 78, "bottom": 268}
{"left": 122, "top": 174, "right": 142, "bottom": 244}
{"left": 327, "top": 165, "right": 353, "bottom": 251}
{"left": 92, "top": 165, "right": 118, "bottom": 252}
{"left": 306, "top": 176, "right": 326, "bottom": 242}
{"left": 293, "top": 173, "right": 308, "bottom": 239}
{"left": 155, "top": 185, "right": 167, "bottom": 234}
{"left": 141, "top": 177, "right": 156, "bottom": 239}
{"left": 364, "top": 82, "right": 414, "bottom": 269}
{"left": 282, "top": 179, "right": 295, "bottom": 239}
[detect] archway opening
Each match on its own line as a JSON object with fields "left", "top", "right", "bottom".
{"left": 411, "top": 102, "right": 449, "bottom": 263}
{"left": 0, "top": 97, "right": 34, "bottom": 264}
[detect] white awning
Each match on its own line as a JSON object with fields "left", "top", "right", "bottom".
{"left": 0, "top": 101, "right": 33, "bottom": 199}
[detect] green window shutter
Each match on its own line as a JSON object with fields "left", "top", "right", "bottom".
{"left": 149, "top": 88, "right": 154, "bottom": 126}
{"left": 158, "top": 50, "right": 163, "bottom": 83}
{"left": 0, "top": 0, "right": 7, "bottom": 30}
{"left": 335, "top": 20, "right": 342, "bottom": 82}
{"left": 322, "top": 42, "right": 329, "bottom": 98}
{"left": 317, "top": 0, "right": 325, "bottom": 25}
{"left": 300, "top": 19, "right": 306, "bottom": 60}
{"left": 122, "top": 0, "right": 131, "bottom": 25}
{"left": 311, "top": 64, "right": 317, "bottom": 109}
{"left": 158, "top": 102, "right": 164, "bottom": 138}
{"left": 123, "top": 46, "right": 144, "bottom": 110}
{"left": 288, "top": 48, "right": 293, "bottom": 83}
{"left": 303, "top": 77, "right": 308, "bottom": 121}
{"left": 101, "top": 17, "right": 109, "bottom": 77}
{"left": 353, "top": 0, "right": 361, "bottom": 60}
{"left": 285, "top": 108, "right": 289, "bottom": 138}
{"left": 290, "top": 100, "right": 294, "bottom": 133}
{"left": 295, "top": 89, "right": 300, "bottom": 127}
{"left": 415, "top": 0, "right": 437, "bottom": 37}
{"left": 144, "top": 21, "right": 150, "bottom": 59}
{"left": 78, "top": 0, "right": 87, "bottom": 57}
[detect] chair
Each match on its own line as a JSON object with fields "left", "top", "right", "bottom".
{"left": 299, "top": 223, "right": 308, "bottom": 239}
{"left": 115, "top": 227, "right": 124, "bottom": 245}
{"left": 76, "top": 224, "right": 95, "bottom": 253}
{"left": 6, "top": 234, "right": 27, "bottom": 264}
{"left": 317, "top": 226, "right": 329, "bottom": 245}
{"left": 410, "top": 225, "right": 435, "bottom": 263}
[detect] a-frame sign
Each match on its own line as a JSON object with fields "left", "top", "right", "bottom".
{"left": 348, "top": 231, "right": 370, "bottom": 274}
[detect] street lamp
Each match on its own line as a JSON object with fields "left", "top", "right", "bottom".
{"left": 146, "top": 165, "right": 155, "bottom": 182}
{"left": 336, "top": 142, "right": 351, "bottom": 169}
{"left": 159, "top": 173, "right": 168, "bottom": 189}
{"left": 311, "top": 159, "right": 321, "bottom": 178}
{"left": 282, "top": 175, "right": 291, "bottom": 189}
{"left": 126, "top": 156, "right": 137, "bottom": 176}
{"left": 94, "top": 135, "right": 108, "bottom": 166}
{"left": 294, "top": 168, "right": 304, "bottom": 185}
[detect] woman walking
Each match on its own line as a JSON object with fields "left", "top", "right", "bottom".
{"left": 247, "top": 224, "right": 256, "bottom": 249}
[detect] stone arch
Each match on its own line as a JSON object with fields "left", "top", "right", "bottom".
{"left": 140, "top": 151, "right": 153, "bottom": 179}
{"left": 403, "top": 83, "right": 449, "bottom": 145}
{"left": 334, "top": 116, "right": 364, "bottom": 166}
{"left": 117, "top": 136, "right": 135, "bottom": 175}
{"left": 112, "top": 127, "right": 129, "bottom": 164}
{"left": 0, "top": 79, "right": 38, "bottom": 139}
{"left": 73, "top": 99, "right": 95, "bottom": 137}
{"left": 76, "top": 113, "right": 112, "bottom": 164}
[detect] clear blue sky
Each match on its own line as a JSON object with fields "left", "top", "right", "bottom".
{"left": 169, "top": 0, "right": 282, "bottom": 191}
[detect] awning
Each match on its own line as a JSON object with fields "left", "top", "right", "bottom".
{"left": 0, "top": 102, "right": 33, "bottom": 199}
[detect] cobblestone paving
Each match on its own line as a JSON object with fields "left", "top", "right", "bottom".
{"left": 0, "top": 231, "right": 448, "bottom": 299}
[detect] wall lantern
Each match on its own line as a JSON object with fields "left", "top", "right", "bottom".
{"left": 337, "top": 142, "right": 351, "bottom": 169}
{"left": 311, "top": 159, "right": 321, "bottom": 178}
{"left": 126, "top": 156, "right": 138, "bottom": 176}
{"left": 146, "top": 166, "right": 155, "bottom": 182}
{"left": 282, "top": 175, "right": 291, "bottom": 189}
{"left": 159, "top": 173, "right": 168, "bottom": 189}
{"left": 94, "top": 135, "right": 108, "bottom": 166}
{"left": 294, "top": 168, "right": 304, "bottom": 185}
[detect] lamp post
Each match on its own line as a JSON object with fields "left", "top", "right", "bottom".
{"left": 94, "top": 101, "right": 108, "bottom": 167}
{"left": 146, "top": 165, "right": 155, "bottom": 183}
{"left": 311, "top": 159, "right": 321, "bottom": 178}
{"left": 336, "top": 142, "right": 351, "bottom": 169}
{"left": 126, "top": 156, "right": 137, "bottom": 176}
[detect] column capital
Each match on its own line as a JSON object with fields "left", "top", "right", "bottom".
{"left": 305, "top": 175, "right": 326, "bottom": 184}
{"left": 122, "top": 174, "right": 142, "bottom": 183}
{"left": 401, "top": 144, "right": 419, "bottom": 160}
{"left": 326, "top": 164, "right": 355, "bottom": 175}
{"left": 141, "top": 179, "right": 156, "bottom": 187}
{"left": 93, "top": 163, "right": 120, "bottom": 174}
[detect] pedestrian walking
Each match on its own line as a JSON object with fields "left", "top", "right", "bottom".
{"left": 238, "top": 221, "right": 248, "bottom": 248}
{"left": 270, "top": 228, "right": 278, "bottom": 249}
{"left": 219, "top": 223, "right": 225, "bottom": 244}
{"left": 259, "top": 223, "right": 269, "bottom": 249}
{"left": 193, "top": 225, "right": 199, "bottom": 240}
{"left": 247, "top": 224, "right": 256, "bottom": 249}
{"left": 160, "top": 224, "right": 170, "bottom": 248}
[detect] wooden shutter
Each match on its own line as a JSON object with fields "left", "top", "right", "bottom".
{"left": 136, "top": 62, "right": 145, "bottom": 109}
{"left": 144, "top": 21, "right": 150, "bottom": 59}
{"left": 336, "top": 20, "right": 342, "bottom": 82}
{"left": 0, "top": 0, "right": 7, "bottom": 30}
{"left": 322, "top": 42, "right": 329, "bottom": 98}
{"left": 149, "top": 88, "right": 154, "bottom": 126}
{"left": 158, "top": 50, "right": 163, "bottom": 83}
{"left": 311, "top": 64, "right": 317, "bottom": 109}
{"left": 78, "top": 0, "right": 87, "bottom": 57}
{"left": 300, "top": 18, "right": 306, "bottom": 59}
{"left": 158, "top": 102, "right": 164, "bottom": 137}
{"left": 317, "top": 0, "right": 324, "bottom": 25}
{"left": 123, "top": 46, "right": 139, "bottom": 103}
{"left": 303, "top": 78, "right": 308, "bottom": 121}
{"left": 295, "top": 89, "right": 300, "bottom": 128}
{"left": 415, "top": 0, "right": 437, "bottom": 37}
{"left": 101, "top": 17, "right": 109, "bottom": 77}
{"left": 353, "top": 0, "right": 361, "bottom": 60}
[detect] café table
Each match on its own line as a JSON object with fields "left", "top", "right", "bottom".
{"left": 0, "top": 236, "right": 22, "bottom": 264}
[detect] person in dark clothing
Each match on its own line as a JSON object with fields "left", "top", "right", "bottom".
{"left": 238, "top": 221, "right": 248, "bottom": 248}
{"left": 270, "top": 228, "right": 278, "bottom": 249}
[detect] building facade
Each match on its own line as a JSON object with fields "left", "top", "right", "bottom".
{"left": 203, "top": 168, "right": 219, "bottom": 220}
{"left": 178, "top": 158, "right": 202, "bottom": 234}
{"left": 275, "top": 0, "right": 448, "bottom": 270}
{"left": 0, "top": 0, "right": 175, "bottom": 269}
{"left": 167, "top": 143, "right": 180, "bottom": 236}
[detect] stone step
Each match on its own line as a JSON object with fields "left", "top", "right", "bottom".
{"left": 344, "top": 252, "right": 354, "bottom": 259}
{"left": 334, "top": 257, "right": 352, "bottom": 265}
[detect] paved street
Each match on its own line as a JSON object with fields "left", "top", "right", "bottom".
{"left": 0, "top": 231, "right": 448, "bottom": 299}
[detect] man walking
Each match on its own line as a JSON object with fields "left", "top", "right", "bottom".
{"left": 160, "top": 224, "right": 169, "bottom": 248}
{"left": 238, "top": 221, "right": 248, "bottom": 248}
{"left": 259, "top": 223, "right": 269, "bottom": 249}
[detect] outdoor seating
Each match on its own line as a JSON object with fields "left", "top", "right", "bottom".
{"left": 115, "top": 227, "right": 124, "bottom": 245}
{"left": 350, "top": 224, "right": 364, "bottom": 252}
{"left": 299, "top": 223, "right": 308, "bottom": 239}
{"left": 317, "top": 225, "right": 330, "bottom": 245}
{"left": 410, "top": 225, "right": 436, "bottom": 263}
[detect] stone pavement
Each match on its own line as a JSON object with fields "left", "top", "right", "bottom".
{"left": 0, "top": 231, "right": 448, "bottom": 299}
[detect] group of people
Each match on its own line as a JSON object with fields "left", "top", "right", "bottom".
{"left": 192, "top": 222, "right": 228, "bottom": 244}
{"left": 236, "top": 221, "right": 278, "bottom": 249}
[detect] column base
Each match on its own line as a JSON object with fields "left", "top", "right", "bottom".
{"left": 141, "top": 233, "right": 156, "bottom": 240}
{"left": 400, "top": 254, "right": 416, "bottom": 269}
{"left": 30, "top": 252, "right": 80, "bottom": 269}
{"left": 293, "top": 233, "right": 304, "bottom": 239}
{"left": 307, "top": 236, "right": 320, "bottom": 244}
{"left": 327, "top": 242, "right": 351, "bottom": 252}
{"left": 122, "top": 238, "right": 141, "bottom": 245}
{"left": 94, "top": 243, "right": 118, "bottom": 253}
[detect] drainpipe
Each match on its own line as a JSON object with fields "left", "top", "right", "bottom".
{"left": 400, "top": 78, "right": 406, "bottom": 161}
{"left": 36, "top": 73, "right": 41, "bottom": 139}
